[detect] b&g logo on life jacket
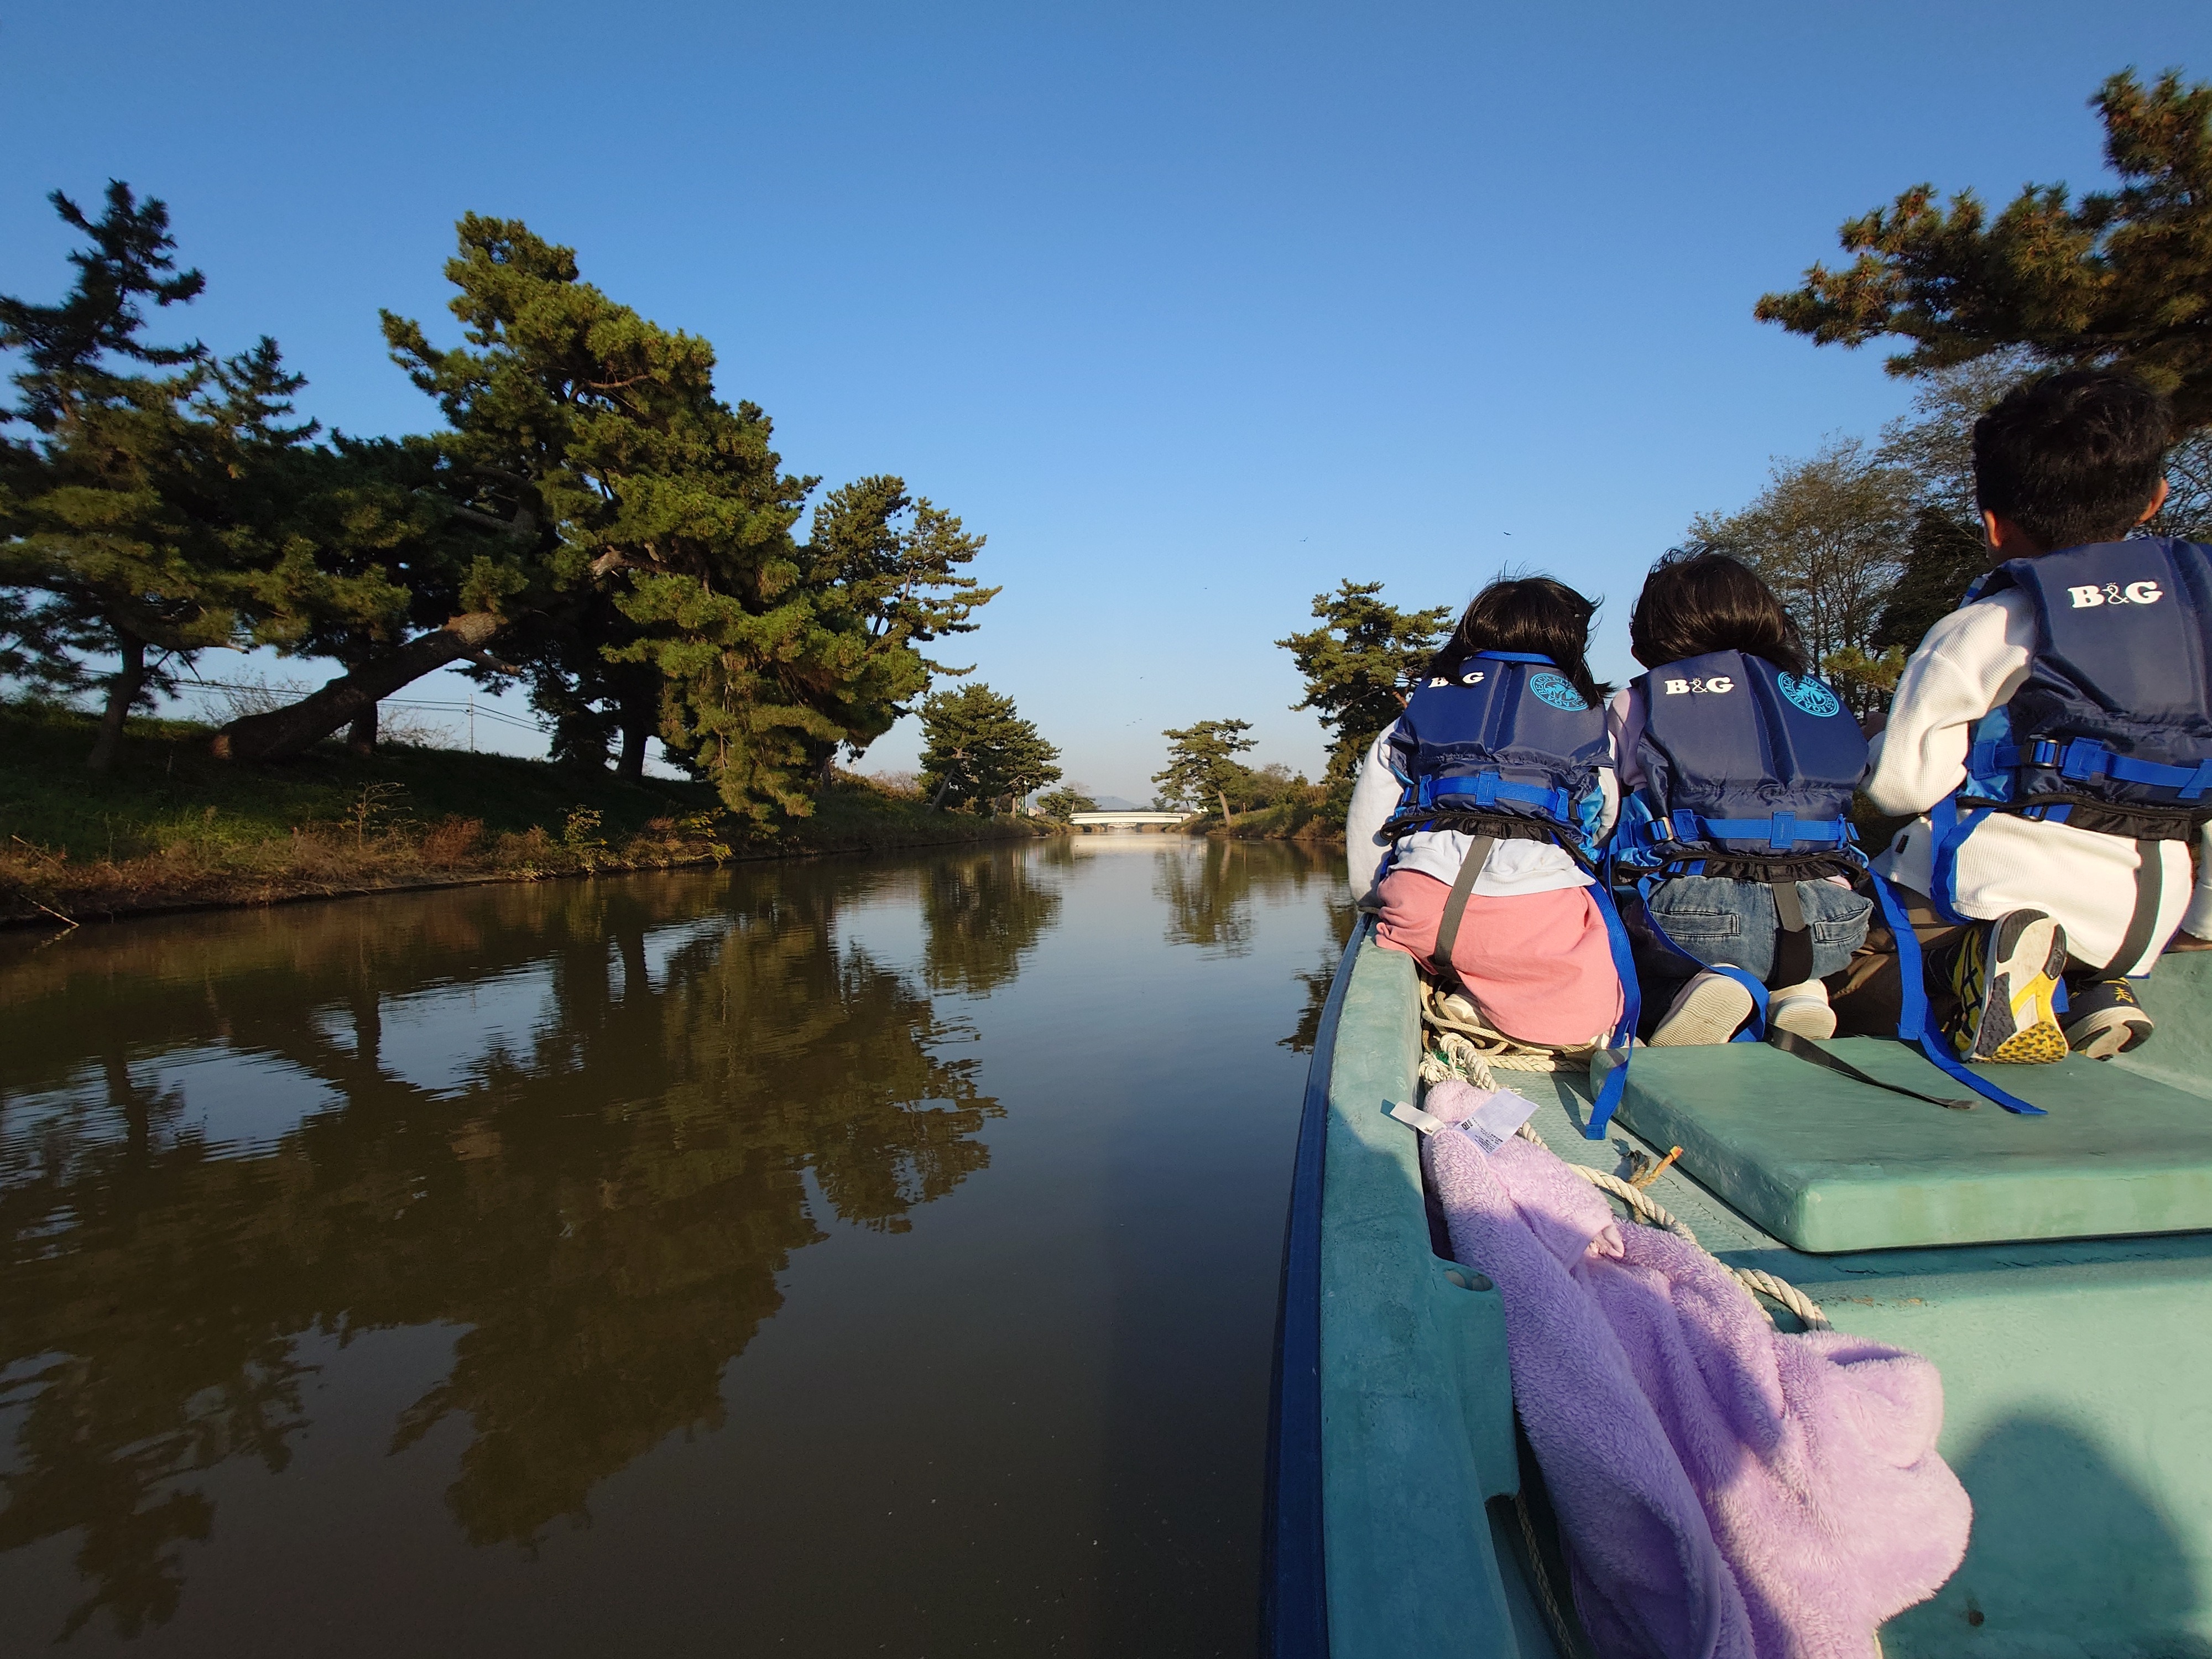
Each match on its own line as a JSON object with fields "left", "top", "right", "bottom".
{"left": 1661, "top": 675, "right": 1734, "bottom": 696}
{"left": 2069, "top": 581, "right": 2164, "bottom": 608}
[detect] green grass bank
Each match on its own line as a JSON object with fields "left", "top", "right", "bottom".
{"left": 0, "top": 704, "right": 1048, "bottom": 927}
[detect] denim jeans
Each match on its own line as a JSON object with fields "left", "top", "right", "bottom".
{"left": 1630, "top": 874, "right": 1874, "bottom": 989}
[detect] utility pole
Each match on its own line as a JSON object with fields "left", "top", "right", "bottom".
{"left": 468, "top": 692, "right": 476, "bottom": 752}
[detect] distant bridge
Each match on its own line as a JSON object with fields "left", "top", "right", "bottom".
{"left": 1068, "top": 810, "right": 1199, "bottom": 831}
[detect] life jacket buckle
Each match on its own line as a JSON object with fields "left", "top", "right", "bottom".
{"left": 2058, "top": 738, "right": 2109, "bottom": 781}
{"left": 1767, "top": 811, "right": 1797, "bottom": 852}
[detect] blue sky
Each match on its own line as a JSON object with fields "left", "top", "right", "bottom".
{"left": 4, "top": 1, "right": 2206, "bottom": 799}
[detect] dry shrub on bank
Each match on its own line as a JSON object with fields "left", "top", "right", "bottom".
{"left": 0, "top": 805, "right": 744, "bottom": 926}
{"left": 421, "top": 816, "right": 485, "bottom": 868}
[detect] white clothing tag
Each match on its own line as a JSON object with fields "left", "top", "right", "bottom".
{"left": 1389, "top": 1087, "right": 1540, "bottom": 1156}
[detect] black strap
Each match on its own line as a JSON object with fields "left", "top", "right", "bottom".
{"left": 1431, "top": 834, "right": 1495, "bottom": 983}
{"left": 1767, "top": 879, "right": 1813, "bottom": 990}
{"left": 2111, "top": 838, "right": 2162, "bottom": 977}
{"left": 1765, "top": 1028, "right": 1975, "bottom": 1110}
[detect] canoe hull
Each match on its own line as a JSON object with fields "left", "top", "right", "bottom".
{"left": 1271, "top": 930, "right": 2212, "bottom": 1658}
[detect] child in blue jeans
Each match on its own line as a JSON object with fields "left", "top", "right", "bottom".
{"left": 1610, "top": 552, "right": 1875, "bottom": 1044}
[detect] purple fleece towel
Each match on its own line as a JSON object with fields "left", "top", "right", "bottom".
{"left": 1421, "top": 1078, "right": 1970, "bottom": 1659}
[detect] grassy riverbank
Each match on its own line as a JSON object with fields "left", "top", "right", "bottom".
{"left": 0, "top": 703, "right": 1048, "bottom": 927}
{"left": 1208, "top": 799, "right": 1345, "bottom": 843}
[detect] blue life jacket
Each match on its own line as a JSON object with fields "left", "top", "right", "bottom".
{"left": 1613, "top": 651, "right": 1868, "bottom": 871}
{"left": 1950, "top": 537, "right": 2212, "bottom": 831}
{"left": 1384, "top": 650, "right": 1611, "bottom": 860}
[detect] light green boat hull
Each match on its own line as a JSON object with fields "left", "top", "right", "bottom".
{"left": 1310, "top": 937, "right": 2212, "bottom": 1658}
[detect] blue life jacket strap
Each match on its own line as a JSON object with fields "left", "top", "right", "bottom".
{"left": 1630, "top": 872, "right": 1987, "bottom": 1113}
{"left": 1925, "top": 794, "right": 1989, "bottom": 927}
{"left": 1870, "top": 875, "right": 2049, "bottom": 1115}
{"left": 1470, "top": 650, "right": 1557, "bottom": 665}
{"left": 1616, "top": 810, "right": 1851, "bottom": 855}
{"left": 1974, "top": 737, "right": 2212, "bottom": 802}
{"left": 1584, "top": 875, "right": 1642, "bottom": 1141}
{"left": 1630, "top": 873, "right": 1769, "bottom": 1040}
{"left": 1421, "top": 770, "right": 1573, "bottom": 822}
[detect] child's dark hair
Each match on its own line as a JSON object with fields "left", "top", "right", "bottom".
{"left": 1629, "top": 550, "right": 1807, "bottom": 677}
{"left": 1427, "top": 575, "right": 1608, "bottom": 708}
{"left": 1973, "top": 369, "right": 2172, "bottom": 551}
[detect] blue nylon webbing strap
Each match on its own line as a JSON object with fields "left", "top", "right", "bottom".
{"left": 1613, "top": 811, "right": 1850, "bottom": 855}
{"left": 1469, "top": 649, "right": 1557, "bottom": 665}
{"left": 1584, "top": 877, "right": 1642, "bottom": 1140}
{"left": 1689, "top": 814, "right": 1850, "bottom": 847}
{"left": 1631, "top": 874, "right": 1769, "bottom": 1041}
{"left": 1924, "top": 794, "right": 1989, "bottom": 928}
{"left": 1979, "top": 737, "right": 2212, "bottom": 801}
{"left": 1870, "top": 875, "right": 2048, "bottom": 1116}
{"left": 1430, "top": 774, "right": 1572, "bottom": 822}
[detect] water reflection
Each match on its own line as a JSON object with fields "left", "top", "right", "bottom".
{"left": 1282, "top": 889, "right": 1359, "bottom": 1053}
{"left": 0, "top": 866, "right": 1013, "bottom": 1640}
{"left": 921, "top": 845, "right": 1066, "bottom": 994}
{"left": 1154, "top": 840, "right": 1330, "bottom": 958}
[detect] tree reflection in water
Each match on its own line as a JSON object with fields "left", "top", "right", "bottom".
{"left": 0, "top": 864, "right": 1015, "bottom": 1639}
{"left": 921, "top": 844, "right": 1066, "bottom": 995}
{"left": 1282, "top": 889, "right": 1360, "bottom": 1053}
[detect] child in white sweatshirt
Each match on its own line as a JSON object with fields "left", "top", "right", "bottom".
{"left": 1832, "top": 370, "right": 2212, "bottom": 1062}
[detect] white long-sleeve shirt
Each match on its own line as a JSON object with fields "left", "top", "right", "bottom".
{"left": 1866, "top": 587, "right": 2212, "bottom": 972}
{"left": 1344, "top": 726, "right": 1619, "bottom": 907}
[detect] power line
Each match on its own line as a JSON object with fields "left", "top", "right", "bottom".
{"left": 170, "top": 677, "right": 546, "bottom": 734}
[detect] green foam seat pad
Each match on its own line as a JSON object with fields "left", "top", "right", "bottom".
{"left": 1618, "top": 961, "right": 2212, "bottom": 1253}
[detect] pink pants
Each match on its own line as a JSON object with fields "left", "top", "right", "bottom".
{"left": 1373, "top": 868, "right": 1623, "bottom": 1047}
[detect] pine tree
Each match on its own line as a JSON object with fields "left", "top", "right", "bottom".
{"left": 1034, "top": 785, "right": 1098, "bottom": 822}
{"left": 1153, "top": 718, "right": 1258, "bottom": 825}
{"left": 917, "top": 684, "right": 1061, "bottom": 812}
{"left": 1757, "top": 70, "right": 2212, "bottom": 427}
{"left": 1276, "top": 581, "right": 1450, "bottom": 802}
{"left": 0, "top": 184, "right": 241, "bottom": 769}
{"left": 792, "top": 476, "right": 998, "bottom": 789}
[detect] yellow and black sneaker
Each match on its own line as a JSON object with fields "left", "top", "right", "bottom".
{"left": 2062, "top": 978, "right": 2154, "bottom": 1061}
{"left": 1940, "top": 910, "right": 2069, "bottom": 1064}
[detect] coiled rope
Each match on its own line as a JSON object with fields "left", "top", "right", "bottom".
{"left": 1419, "top": 1028, "right": 1831, "bottom": 1333}
{"left": 1419, "top": 980, "right": 1595, "bottom": 1073}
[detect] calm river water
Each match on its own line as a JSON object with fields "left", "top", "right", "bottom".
{"left": 0, "top": 837, "right": 1347, "bottom": 1656}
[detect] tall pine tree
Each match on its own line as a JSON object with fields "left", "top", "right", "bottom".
{"left": 0, "top": 184, "right": 252, "bottom": 769}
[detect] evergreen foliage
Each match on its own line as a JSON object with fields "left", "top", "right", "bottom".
{"left": 916, "top": 683, "right": 1061, "bottom": 812}
{"left": 0, "top": 191, "right": 1021, "bottom": 823}
{"left": 1034, "top": 785, "right": 1099, "bottom": 822}
{"left": 1154, "top": 718, "right": 1258, "bottom": 825}
{"left": 1276, "top": 581, "right": 1449, "bottom": 800}
{"left": 1757, "top": 70, "right": 2212, "bottom": 427}
{"left": 0, "top": 184, "right": 267, "bottom": 769}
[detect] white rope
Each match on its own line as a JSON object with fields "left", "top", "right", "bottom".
{"left": 1513, "top": 1119, "right": 1832, "bottom": 1331}
{"left": 1419, "top": 1021, "right": 1830, "bottom": 1332}
{"left": 1419, "top": 980, "right": 1594, "bottom": 1073}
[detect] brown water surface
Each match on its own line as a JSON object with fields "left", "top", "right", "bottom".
{"left": 0, "top": 838, "right": 1346, "bottom": 1656}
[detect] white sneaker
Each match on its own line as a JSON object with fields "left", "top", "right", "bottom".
{"left": 1650, "top": 969, "right": 1755, "bottom": 1046}
{"left": 1767, "top": 978, "right": 1837, "bottom": 1041}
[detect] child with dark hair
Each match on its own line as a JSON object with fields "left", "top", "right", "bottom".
{"left": 1832, "top": 368, "right": 2212, "bottom": 1061}
{"left": 1610, "top": 552, "right": 1874, "bottom": 1044}
{"left": 1347, "top": 576, "right": 1624, "bottom": 1048}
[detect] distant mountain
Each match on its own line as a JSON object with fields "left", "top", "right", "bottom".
{"left": 1091, "top": 795, "right": 1145, "bottom": 811}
